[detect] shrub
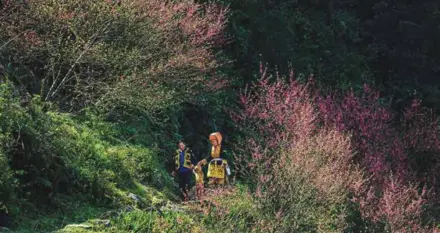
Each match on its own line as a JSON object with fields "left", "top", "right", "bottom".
{"left": 0, "top": 0, "right": 229, "bottom": 112}
{"left": 231, "top": 68, "right": 365, "bottom": 232}
{"left": 258, "top": 129, "right": 364, "bottom": 232}
{"left": 318, "top": 84, "right": 408, "bottom": 183}
{"left": 0, "top": 81, "right": 27, "bottom": 208}
{"left": 0, "top": 150, "right": 16, "bottom": 210}
{"left": 401, "top": 99, "right": 440, "bottom": 190}
{"left": 232, "top": 66, "right": 439, "bottom": 232}
{"left": 317, "top": 84, "right": 440, "bottom": 230}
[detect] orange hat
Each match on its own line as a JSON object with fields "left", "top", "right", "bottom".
{"left": 209, "top": 132, "right": 222, "bottom": 145}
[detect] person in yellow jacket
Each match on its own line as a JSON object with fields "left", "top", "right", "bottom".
{"left": 172, "top": 141, "right": 196, "bottom": 202}
{"left": 193, "top": 164, "right": 204, "bottom": 200}
{"left": 198, "top": 132, "right": 230, "bottom": 186}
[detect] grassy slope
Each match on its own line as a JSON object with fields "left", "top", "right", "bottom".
{"left": 0, "top": 82, "right": 183, "bottom": 232}
{"left": 14, "top": 185, "right": 174, "bottom": 233}
{"left": 14, "top": 184, "right": 256, "bottom": 233}
{"left": 0, "top": 84, "right": 252, "bottom": 233}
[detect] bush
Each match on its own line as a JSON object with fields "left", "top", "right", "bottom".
{"left": 0, "top": 0, "right": 229, "bottom": 112}
{"left": 265, "top": 130, "right": 364, "bottom": 232}
{"left": 0, "top": 150, "right": 16, "bottom": 211}
{"left": 232, "top": 66, "right": 439, "bottom": 232}
{"left": 317, "top": 84, "right": 440, "bottom": 231}
{"left": 0, "top": 81, "right": 26, "bottom": 209}
{"left": 231, "top": 69, "right": 364, "bottom": 232}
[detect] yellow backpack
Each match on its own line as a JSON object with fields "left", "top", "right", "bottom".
{"left": 207, "top": 158, "right": 228, "bottom": 179}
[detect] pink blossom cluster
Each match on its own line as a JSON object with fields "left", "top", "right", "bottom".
{"left": 232, "top": 65, "right": 440, "bottom": 231}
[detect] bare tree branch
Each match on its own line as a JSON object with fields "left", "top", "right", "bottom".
{"left": 45, "top": 20, "right": 112, "bottom": 101}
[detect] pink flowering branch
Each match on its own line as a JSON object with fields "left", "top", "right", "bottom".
{"left": 232, "top": 64, "right": 440, "bottom": 230}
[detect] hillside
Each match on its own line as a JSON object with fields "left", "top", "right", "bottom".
{"left": 1, "top": 0, "right": 440, "bottom": 232}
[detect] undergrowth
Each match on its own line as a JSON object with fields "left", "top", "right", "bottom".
{"left": 0, "top": 81, "right": 176, "bottom": 231}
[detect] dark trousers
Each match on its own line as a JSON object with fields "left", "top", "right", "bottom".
{"left": 178, "top": 170, "right": 191, "bottom": 201}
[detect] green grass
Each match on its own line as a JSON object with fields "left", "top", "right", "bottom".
{"left": 12, "top": 195, "right": 110, "bottom": 233}
{"left": 9, "top": 183, "right": 261, "bottom": 233}
{"left": 12, "top": 181, "right": 179, "bottom": 233}
{"left": 0, "top": 81, "right": 181, "bottom": 232}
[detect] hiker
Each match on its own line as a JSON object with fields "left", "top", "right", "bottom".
{"left": 172, "top": 141, "right": 196, "bottom": 202}
{"left": 193, "top": 164, "right": 204, "bottom": 200}
{"left": 198, "top": 132, "right": 230, "bottom": 187}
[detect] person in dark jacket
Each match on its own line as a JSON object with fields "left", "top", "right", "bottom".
{"left": 172, "top": 141, "right": 196, "bottom": 202}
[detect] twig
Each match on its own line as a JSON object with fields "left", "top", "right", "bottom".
{"left": 45, "top": 20, "right": 112, "bottom": 101}
{"left": 45, "top": 41, "right": 94, "bottom": 101}
{"left": 0, "top": 32, "right": 25, "bottom": 51}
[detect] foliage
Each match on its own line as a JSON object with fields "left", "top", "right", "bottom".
{"left": 231, "top": 69, "right": 363, "bottom": 232}
{"left": 0, "top": 0, "right": 232, "bottom": 228}
{"left": 0, "top": 81, "right": 26, "bottom": 209}
{"left": 0, "top": 151, "right": 15, "bottom": 213}
{"left": 2, "top": 0, "right": 440, "bottom": 232}
{"left": 0, "top": 0, "right": 232, "bottom": 161}
{"left": 352, "top": 0, "right": 440, "bottom": 109}
{"left": 0, "top": 0, "right": 229, "bottom": 110}
{"left": 0, "top": 80, "right": 174, "bottom": 229}
{"left": 318, "top": 84, "right": 407, "bottom": 183}
{"left": 232, "top": 67, "right": 440, "bottom": 232}
{"left": 82, "top": 185, "right": 258, "bottom": 233}
{"left": 316, "top": 80, "right": 440, "bottom": 232}
{"left": 200, "top": 0, "right": 372, "bottom": 92}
